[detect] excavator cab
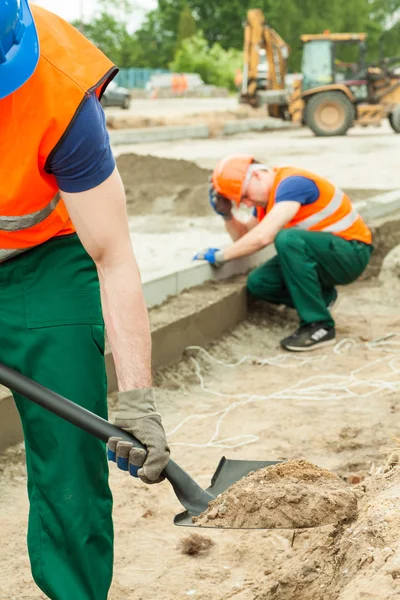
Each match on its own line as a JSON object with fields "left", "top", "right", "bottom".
{"left": 301, "top": 34, "right": 368, "bottom": 100}
{"left": 302, "top": 35, "right": 366, "bottom": 89}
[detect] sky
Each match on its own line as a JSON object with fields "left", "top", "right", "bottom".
{"left": 34, "top": 0, "right": 157, "bottom": 26}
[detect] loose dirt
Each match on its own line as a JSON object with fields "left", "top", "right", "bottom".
{"left": 180, "top": 533, "right": 215, "bottom": 556}
{"left": 193, "top": 460, "right": 359, "bottom": 530}
{"left": 117, "top": 154, "right": 211, "bottom": 217}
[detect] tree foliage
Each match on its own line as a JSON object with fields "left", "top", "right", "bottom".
{"left": 176, "top": 3, "right": 197, "bottom": 51}
{"left": 74, "top": 0, "right": 400, "bottom": 73}
{"left": 170, "top": 32, "right": 242, "bottom": 89}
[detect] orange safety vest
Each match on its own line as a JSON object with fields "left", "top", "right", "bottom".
{"left": 0, "top": 5, "right": 117, "bottom": 262}
{"left": 256, "top": 167, "right": 372, "bottom": 245}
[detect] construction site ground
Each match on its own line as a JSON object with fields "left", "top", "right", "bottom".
{"left": 1, "top": 276, "right": 399, "bottom": 599}
{"left": 0, "top": 104, "right": 400, "bottom": 599}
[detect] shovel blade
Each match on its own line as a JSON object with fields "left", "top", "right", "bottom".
{"left": 174, "top": 457, "right": 282, "bottom": 528}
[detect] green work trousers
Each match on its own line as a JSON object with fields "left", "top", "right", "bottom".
{"left": 0, "top": 234, "right": 113, "bottom": 600}
{"left": 247, "top": 228, "right": 373, "bottom": 327}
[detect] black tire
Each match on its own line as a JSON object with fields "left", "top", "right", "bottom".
{"left": 122, "top": 96, "right": 131, "bottom": 110}
{"left": 304, "top": 91, "right": 354, "bottom": 137}
{"left": 389, "top": 106, "right": 400, "bottom": 133}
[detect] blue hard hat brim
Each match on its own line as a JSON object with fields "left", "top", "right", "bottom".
{"left": 0, "top": 0, "right": 40, "bottom": 100}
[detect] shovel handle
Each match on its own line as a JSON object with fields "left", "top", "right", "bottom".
{"left": 0, "top": 362, "right": 215, "bottom": 516}
{"left": 0, "top": 362, "right": 143, "bottom": 446}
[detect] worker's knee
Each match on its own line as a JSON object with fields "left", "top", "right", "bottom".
{"left": 274, "top": 228, "right": 303, "bottom": 254}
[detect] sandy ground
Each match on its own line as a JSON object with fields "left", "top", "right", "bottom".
{"left": 1, "top": 274, "right": 399, "bottom": 599}
{"left": 105, "top": 97, "right": 261, "bottom": 133}
{"left": 113, "top": 122, "right": 400, "bottom": 279}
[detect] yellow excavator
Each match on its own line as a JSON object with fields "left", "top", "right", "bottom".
{"left": 240, "top": 9, "right": 400, "bottom": 136}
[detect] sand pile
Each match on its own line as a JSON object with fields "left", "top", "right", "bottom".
{"left": 193, "top": 460, "right": 359, "bottom": 529}
{"left": 252, "top": 463, "right": 400, "bottom": 600}
{"left": 116, "top": 154, "right": 211, "bottom": 217}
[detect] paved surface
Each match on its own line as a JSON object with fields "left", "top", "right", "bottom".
{"left": 113, "top": 121, "right": 400, "bottom": 190}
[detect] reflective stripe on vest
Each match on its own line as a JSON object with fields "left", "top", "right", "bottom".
{"left": 294, "top": 187, "right": 344, "bottom": 230}
{"left": 265, "top": 167, "right": 372, "bottom": 245}
{"left": 0, "top": 194, "right": 61, "bottom": 232}
{"left": 0, "top": 247, "right": 32, "bottom": 263}
{"left": 322, "top": 208, "right": 359, "bottom": 233}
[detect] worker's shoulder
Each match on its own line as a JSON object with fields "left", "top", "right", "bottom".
{"left": 278, "top": 166, "right": 320, "bottom": 182}
{"left": 31, "top": 5, "right": 114, "bottom": 93}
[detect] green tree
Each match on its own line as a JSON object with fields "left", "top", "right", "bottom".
{"left": 176, "top": 3, "right": 197, "bottom": 50}
{"left": 170, "top": 32, "right": 242, "bottom": 89}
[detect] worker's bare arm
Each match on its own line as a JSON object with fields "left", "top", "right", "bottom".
{"left": 225, "top": 215, "right": 259, "bottom": 241}
{"left": 224, "top": 201, "right": 300, "bottom": 260}
{"left": 61, "top": 167, "right": 152, "bottom": 392}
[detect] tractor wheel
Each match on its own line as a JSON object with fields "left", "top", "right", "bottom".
{"left": 304, "top": 91, "right": 354, "bottom": 137}
{"left": 388, "top": 106, "right": 400, "bottom": 133}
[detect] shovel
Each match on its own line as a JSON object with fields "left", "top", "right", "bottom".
{"left": 0, "top": 362, "right": 279, "bottom": 528}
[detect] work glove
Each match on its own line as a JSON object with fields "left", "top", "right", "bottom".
{"left": 193, "top": 247, "right": 226, "bottom": 267}
{"left": 107, "top": 388, "right": 170, "bottom": 484}
{"left": 209, "top": 182, "right": 233, "bottom": 221}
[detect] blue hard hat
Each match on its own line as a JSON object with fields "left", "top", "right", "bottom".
{"left": 0, "top": 0, "right": 39, "bottom": 99}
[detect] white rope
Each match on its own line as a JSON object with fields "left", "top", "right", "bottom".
{"left": 166, "top": 334, "right": 400, "bottom": 449}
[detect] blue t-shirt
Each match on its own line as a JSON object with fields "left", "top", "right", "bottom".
{"left": 253, "top": 175, "right": 320, "bottom": 217}
{"left": 46, "top": 93, "right": 115, "bottom": 193}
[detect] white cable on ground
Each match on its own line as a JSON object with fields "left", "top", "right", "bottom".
{"left": 166, "top": 334, "right": 400, "bottom": 449}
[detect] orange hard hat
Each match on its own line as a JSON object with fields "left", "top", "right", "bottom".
{"left": 212, "top": 154, "right": 255, "bottom": 205}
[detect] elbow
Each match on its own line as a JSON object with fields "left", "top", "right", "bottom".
{"left": 257, "top": 233, "right": 273, "bottom": 249}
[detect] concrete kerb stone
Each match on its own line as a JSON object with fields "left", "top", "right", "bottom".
{"left": 2, "top": 190, "right": 400, "bottom": 452}
{"left": 223, "top": 118, "right": 292, "bottom": 136}
{"left": 109, "top": 118, "right": 293, "bottom": 146}
{"left": 109, "top": 124, "right": 210, "bottom": 146}
{"left": 358, "top": 190, "right": 400, "bottom": 221}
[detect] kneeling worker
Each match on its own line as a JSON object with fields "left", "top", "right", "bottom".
{"left": 194, "top": 155, "right": 373, "bottom": 351}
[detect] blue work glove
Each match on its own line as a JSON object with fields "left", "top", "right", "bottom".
{"left": 209, "top": 182, "right": 233, "bottom": 221}
{"left": 193, "top": 247, "right": 226, "bottom": 267}
{"left": 107, "top": 388, "right": 170, "bottom": 484}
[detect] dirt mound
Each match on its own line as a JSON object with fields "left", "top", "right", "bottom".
{"left": 193, "top": 460, "right": 359, "bottom": 530}
{"left": 116, "top": 154, "right": 211, "bottom": 217}
{"left": 252, "top": 464, "right": 400, "bottom": 600}
{"left": 364, "top": 217, "right": 400, "bottom": 278}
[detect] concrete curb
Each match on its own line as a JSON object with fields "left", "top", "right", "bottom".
{"left": 355, "top": 190, "right": 400, "bottom": 221}
{"left": 109, "top": 118, "right": 293, "bottom": 146}
{"left": 109, "top": 124, "right": 210, "bottom": 145}
{"left": 222, "top": 118, "right": 292, "bottom": 136}
{"left": 2, "top": 190, "right": 400, "bottom": 452}
{"left": 142, "top": 246, "right": 275, "bottom": 309}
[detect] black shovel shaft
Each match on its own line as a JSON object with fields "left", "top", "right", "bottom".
{"left": 0, "top": 362, "right": 134, "bottom": 444}
{"left": 0, "top": 362, "right": 214, "bottom": 516}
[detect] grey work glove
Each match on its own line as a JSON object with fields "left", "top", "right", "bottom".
{"left": 107, "top": 388, "right": 170, "bottom": 484}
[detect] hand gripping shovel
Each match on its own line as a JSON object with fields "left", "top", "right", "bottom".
{"left": 0, "top": 362, "right": 279, "bottom": 528}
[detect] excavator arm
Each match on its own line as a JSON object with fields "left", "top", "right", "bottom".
{"left": 240, "top": 9, "right": 290, "bottom": 113}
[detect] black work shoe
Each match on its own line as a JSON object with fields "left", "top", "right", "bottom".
{"left": 280, "top": 323, "right": 336, "bottom": 352}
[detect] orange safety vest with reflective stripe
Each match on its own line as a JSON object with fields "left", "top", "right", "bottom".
{"left": 255, "top": 167, "right": 372, "bottom": 245}
{"left": 0, "top": 5, "right": 117, "bottom": 263}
